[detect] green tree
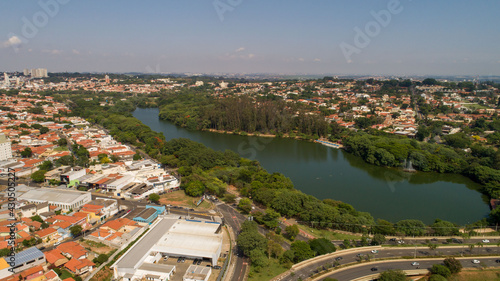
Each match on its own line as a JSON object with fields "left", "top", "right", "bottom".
{"left": 238, "top": 198, "right": 253, "bottom": 214}
{"left": 443, "top": 257, "right": 462, "bottom": 274}
{"left": 30, "top": 215, "right": 44, "bottom": 223}
{"left": 378, "top": 269, "right": 408, "bottom": 281}
{"left": 373, "top": 219, "right": 396, "bottom": 235}
{"left": 237, "top": 221, "right": 266, "bottom": 256}
{"left": 110, "top": 154, "right": 119, "bottom": 162}
{"left": 39, "top": 161, "right": 54, "bottom": 171}
{"left": 223, "top": 193, "right": 236, "bottom": 203}
{"left": 266, "top": 240, "right": 283, "bottom": 258}
{"left": 308, "top": 238, "right": 336, "bottom": 256}
{"left": 395, "top": 219, "right": 426, "bottom": 236}
{"left": 184, "top": 180, "right": 205, "bottom": 197}
{"left": 149, "top": 193, "right": 160, "bottom": 204}
{"left": 31, "top": 170, "right": 47, "bottom": 183}
{"left": 431, "top": 219, "right": 459, "bottom": 236}
{"left": 21, "top": 147, "right": 33, "bottom": 158}
{"left": 92, "top": 254, "right": 109, "bottom": 265}
{"left": 285, "top": 224, "right": 300, "bottom": 240}
{"left": 290, "top": 240, "right": 314, "bottom": 263}
{"left": 0, "top": 248, "right": 10, "bottom": 257}
{"left": 57, "top": 138, "right": 68, "bottom": 146}
{"left": 248, "top": 249, "right": 268, "bottom": 271}
{"left": 430, "top": 264, "right": 451, "bottom": 278}
{"left": 371, "top": 233, "right": 386, "bottom": 245}
{"left": 70, "top": 225, "right": 83, "bottom": 237}
{"left": 133, "top": 152, "right": 142, "bottom": 160}
{"left": 39, "top": 126, "right": 49, "bottom": 134}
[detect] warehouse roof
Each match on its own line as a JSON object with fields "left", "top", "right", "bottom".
{"left": 115, "top": 219, "right": 176, "bottom": 269}
{"left": 19, "top": 188, "right": 89, "bottom": 204}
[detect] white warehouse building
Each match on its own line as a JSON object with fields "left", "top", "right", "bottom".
{"left": 113, "top": 218, "right": 223, "bottom": 281}
{"left": 18, "top": 187, "right": 92, "bottom": 211}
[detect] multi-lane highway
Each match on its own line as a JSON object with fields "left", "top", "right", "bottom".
{"left": 280, "top": 245, "right": 500, "bottom": 281}
{"left": 323, "top": 257, "right": 500, "bottom": 281}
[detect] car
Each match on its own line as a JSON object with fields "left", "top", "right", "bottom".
{"left": 411, "top": 262, "right": 420, "bottom": 266}
{"left": 431, "top": 238, "right": 438, "bottom": 242}
{"left": 190, "top": 208, "right": 195, "bottom": 211}
{"left": 213, "top": 265, "right": 222, "bottom": 270}
{"left": 335, "top": 257, "right": 343, "bottom": 261}
{"left": 389, "top": 238, "right": 396, "bottom": 242}
{"left": 370, "top": 267, "right": 378, "bottom": 271}
{"left": 197, "top": 260, "right": 202, "bottom": 265}
{"left": 371, "top": 250, "right": 378, "bottom": 254}
{"left": 193, "top": 259, "right": 198, "bottom": 264}
{"left": 495, "top": 259, "right": 500, "bottom": 263}
{"left": 206, "top": 264, "right": 212, "bottom": 267}
{"left": 177, "top": 257, "right": 182, "bottom": 263}
{"left": 39, "top": 247, "right": 46, "bottom": 251}
{"left": 120, "top": 198, "right": 125, "bottom": 200}
{"left": 356, "top": 253, "right": 363, "bottom": 257}
{"left": 452, "top": 238, "right": 463, "bottom": 244}
{"left": 398, "top": 240, "right": 405, "bottom": 244}
{"left": 181, "top": 258, "right": 185, "bottom": 263}
{"left": 482, "top": 239, "right": 490, "bottom": 243}
{"left": 472, "top": 259, "right": 481, "bottom": 264}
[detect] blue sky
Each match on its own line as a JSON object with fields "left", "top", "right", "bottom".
{"left": 1, "top": 0, "right": 499, "bottom": 75}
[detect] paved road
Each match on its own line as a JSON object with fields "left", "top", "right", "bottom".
{"left": 282, "top": 245, "right": 500, "bottom": 281}
{"left": 216, "top": 203, "right": 248, "bottom": 281}
{"left": 331, "top": 236, "right": 500, "bottom": 248}
{"left": 324, "top": 257, "right": 500, "bottom": 281}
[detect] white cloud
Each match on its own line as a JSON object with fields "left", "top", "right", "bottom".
{"left": 235, "top": 47, "right": 245, "bottom": 53}
{"left": 72, "top": 49, "right": 80, "bottom": 55}
{"left": 248, "top": 53, "right": 255, "bottom": 59}
{"left": 298, "top": 58, "right": 305, "bottom": 62}
{"left": 42, "top": 49, "right": 62, "bottom": 55}
{"left": 1, "top": 36, "right": 22, "bottom": 48}
{"left": 313, "top": 58, "right": 321, "bottom": 62}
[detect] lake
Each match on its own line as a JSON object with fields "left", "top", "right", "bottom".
{"left": 134, "top": 108, "right": 490, "bottom": 225}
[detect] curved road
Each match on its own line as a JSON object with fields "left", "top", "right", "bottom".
{"left": 282, "top": 245, "right": 500, "bottom": 281}
{"left": 323, "top": 257, "right": 500, "bottom": 281}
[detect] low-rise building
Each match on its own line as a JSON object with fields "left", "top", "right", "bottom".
{"left": 19, "top": 187, "right": 91, "bottom": 211}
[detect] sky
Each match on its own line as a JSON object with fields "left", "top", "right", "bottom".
{"left": 1, "top": 0, "right": 499, "bottom": 76}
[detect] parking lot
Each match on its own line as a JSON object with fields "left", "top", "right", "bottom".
{"left": 158, "top": 256, "right": 221, "bottom": 281}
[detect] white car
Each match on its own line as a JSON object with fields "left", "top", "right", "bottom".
{"left": 371, "top": 250, "right": 379, "bottom": 254}
{"left": 482, "top": 239, "right": 490, "bottom": 243}
{"left": 397, "top": 240, "right": 405, "bottom": 244}
{"left": 472, "top": 259, "right": 481, "bottom": 264}
{"left": 411, "top": 262, "right": 419, "bottom": 266}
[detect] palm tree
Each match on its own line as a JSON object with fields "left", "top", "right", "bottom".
{"left": 476, "top": 242, "right": 484, "bottom": 255}
{"left": 468, "top": 244, "right": 475, "bottom": 254}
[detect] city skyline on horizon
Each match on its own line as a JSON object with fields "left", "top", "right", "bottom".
{"left": 1, "top": 0, "right": 500, "bottom": 76}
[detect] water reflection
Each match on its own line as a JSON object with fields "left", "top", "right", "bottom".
{"left": 134, "top": 108, "right": 490, "bottom": 224}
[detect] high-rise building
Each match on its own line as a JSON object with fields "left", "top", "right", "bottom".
{"left": 105, "top": 75, "right": 110, "bottom": 84}
{"left": 23, "top": 69, "right": 30, "bottom": 76}
{"left": 29, "top": 68, "right": 48, "bottom": 78}
{"left": 0, "top": 133, "right": 12, "bottom": 161}
{"left": 3, "top": 73, "right": 9, "bottom": 86}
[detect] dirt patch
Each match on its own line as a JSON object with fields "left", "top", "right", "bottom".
{"left": 449, "top": 269, "right": 500, "bottom": 281}
{"left": 159, "top": 190, "right": 215, "bottom": 211}
{"left": 81, "top": 240, "right": 115, "bottom": 255}
{"left": 90, "top": 266, "right": 113, "bottom": 281}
